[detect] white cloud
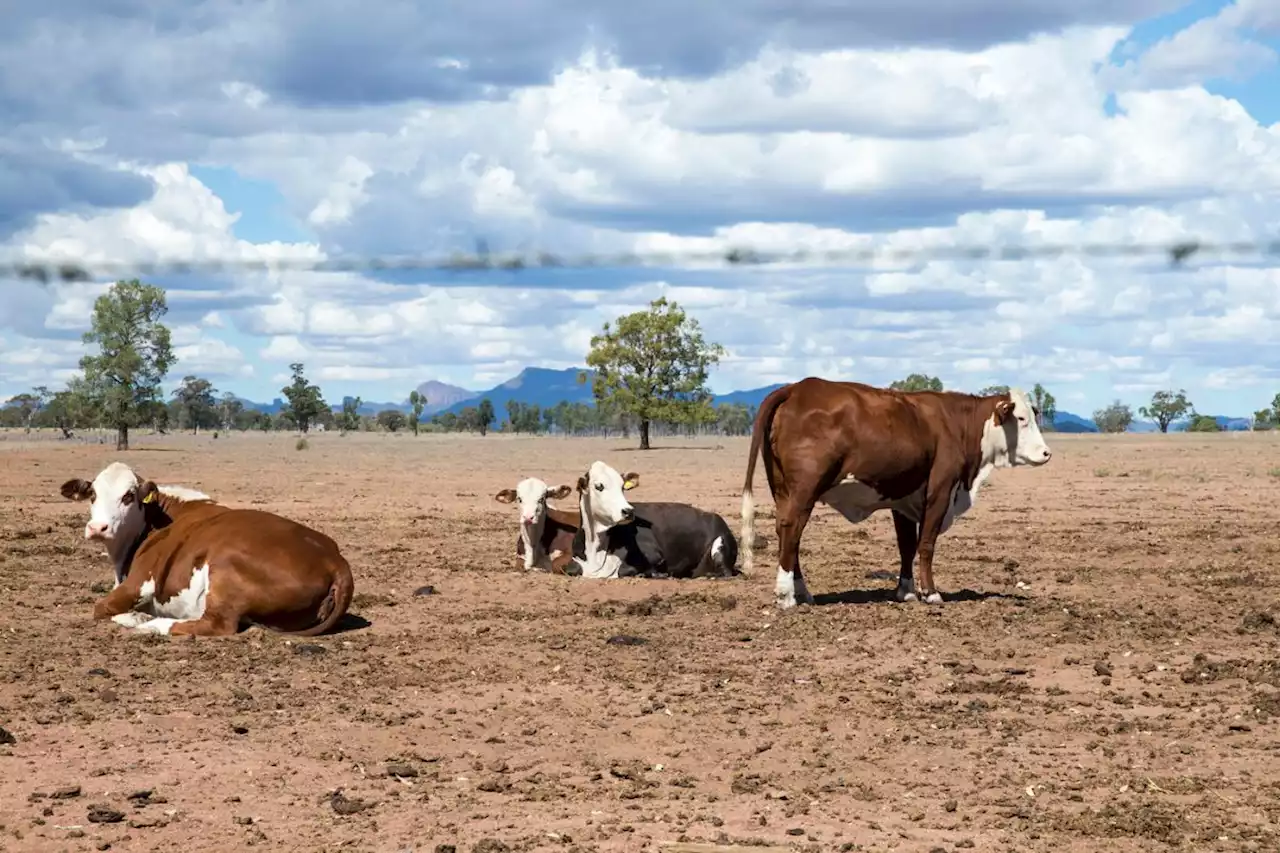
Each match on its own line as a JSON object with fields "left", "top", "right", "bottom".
{"left": 2, "top": 3, "right": 1279, "bottom": 420}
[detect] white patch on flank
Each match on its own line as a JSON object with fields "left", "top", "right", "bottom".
{"left": 711, "top": 535, "right": 724, "bottom": 562}
{"left": 118, "top": 563, "right": 211, "bottom": 634}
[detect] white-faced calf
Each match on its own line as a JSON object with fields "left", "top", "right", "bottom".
{"left": 61, "top": 461, "right": 355, "bottom": 636}
{"left": 570, "top": 460, "right": 740, "bottom": 580}
{"left": 494, "top": 477, "right": 578, "bottom": 574}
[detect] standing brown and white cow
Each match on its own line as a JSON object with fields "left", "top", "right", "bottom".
{"left": 60, "top": 461, "right": 354, "bottom": 636}
{"left": 740, "top": 378, "right": 1053, "bottom": 609}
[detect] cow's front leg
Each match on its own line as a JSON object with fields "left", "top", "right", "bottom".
{"left": 891, "top": 510, "right": 921, "bottom": 603}
{"left": 92, "top": 577, "right": 147, "bottom": 622}
{"left": 913, "top": 486, "right": 953, "bottom": 606}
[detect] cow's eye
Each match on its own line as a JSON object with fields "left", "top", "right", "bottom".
{"left": 595, "top": 482, "right": 604, "bottom": 491}
{"left": 120, "top": 493, "right": 134, "bottom": 505}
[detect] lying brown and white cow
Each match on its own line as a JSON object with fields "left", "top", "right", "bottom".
{"left": 494, "top": 477, "right": 578, "bottom": 574}
{"left": 741, "top": 379, "right": 1052, "bottom": 609}
{"left": 60, "top": 461, "right": 354, "bottom": 636}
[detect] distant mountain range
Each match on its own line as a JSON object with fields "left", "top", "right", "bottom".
{"left": 228, "top": 366, "right": 1257, "bottom": 433}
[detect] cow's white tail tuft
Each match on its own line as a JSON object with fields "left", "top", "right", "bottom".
{"left": 740, "top": 489, "right": 755, "bottom": 574}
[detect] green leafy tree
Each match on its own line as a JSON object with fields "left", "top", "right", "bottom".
{"left": 172, "top": 375, "right": 217, "bottom": 434}
{"left": 1093, "top": 400, "right": 1134, "bottom": 434}
{"left": 1032, "top": 383, "right": 1057, "bottom": 430}
{"left": 376, "top": 409, "right": 407, "bottom": 432}
{"left": 890, "top": 373, "right": 944, "bottom": 392}
{"left": 1252, "top": 409, "right": 1273, "bottom": 431}
{"left": 338, "top": 396, "right": 362, "bottom": 434}
{"left": 1139, "top": 389, "right": 1192, "bottom": 434}
{"left": 42, "top": 378, "right": 98, "bottom": 438}
{"left": 79, "top": 279, "right": 176, "bottom": 450}
{"left": 408, "top": 390, "right": 426, "bottom": 436}
{"left": 5, "top": 391, "right": 44, "bottom": 432}
{"left": 476, "top": 398, "right": 495, "bottom": 437}
{"left": 280, "top": 362, "right": 327, "bottom": 434}
{"left": 584, "top": 296, "right": 725, "bottom": 450}
{"left": 1186, "top": 413, "right": 1222, "bottom": 433}
{"left": 979, "top": 384, "right": 1009, "bottom": 396}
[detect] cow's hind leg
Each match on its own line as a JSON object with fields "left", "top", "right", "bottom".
{"left": 693, "top": 535, "right": 736, "bottom": 579}
{"left": 891, "top": 510, "right": 921, "bottom": 603}
{"left": 775, "top": 497, "right": 816, "bottom": 609}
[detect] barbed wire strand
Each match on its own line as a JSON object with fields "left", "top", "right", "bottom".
{"left": 3, "top": 237, "right": 1279, "bottom": 284}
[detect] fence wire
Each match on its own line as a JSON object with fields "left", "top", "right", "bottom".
{"left": 3, "top": 237, "right": 1279, "bottom": 284}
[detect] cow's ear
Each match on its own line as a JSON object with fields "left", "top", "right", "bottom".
{"left": 994, "top": 400, "right": 1015, "bottom": 424}
{"left": 576, "top": 474, "right": 589, "bottom": 493}
{"left": 622, "top": 472, "right": 640, "bottom": 491}
{"left": 494, "top": 489, "right": 517, "bottom": 504}
{"left": 547, "top": 484, "right": 573, "bottom": 501}
{"left": 137, "top": 481, "right": 160, "bottom": 506}
{"left": 60, "top": 478, "right": 92, "bottom": 501}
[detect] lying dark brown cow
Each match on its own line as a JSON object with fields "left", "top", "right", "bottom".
{"left": 60, "top": 461, "right": 354, "bottom": 636}
{"left": 740, "top": 379, "right": 1053, "bottom": 609}
{"left": 494, "top": 477, "right": 578, "bottom": 574}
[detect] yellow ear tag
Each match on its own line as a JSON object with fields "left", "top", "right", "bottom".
{"left": 142, "top": 492, "right": 156, "bottom": 504}
{"left": 623, "top": 479, "right": 636, "bottom": 490}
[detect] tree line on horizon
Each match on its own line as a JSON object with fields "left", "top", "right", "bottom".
{"left": 3, "top": 280, "right": 1275, "bottom": 448}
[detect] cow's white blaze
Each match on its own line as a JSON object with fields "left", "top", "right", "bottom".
{"left": 574, "top": 460, "right": 638, "bottom": 580}
{"left": 983, "top": 387, "right": 1053, "bottom": 468}
{"left": 496, "top": 478, "right": 571, "bottom": 572}
{"left": 67, "top": 462, "right": 211, "bottom": 585}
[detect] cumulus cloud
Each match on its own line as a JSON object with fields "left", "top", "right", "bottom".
{"left": 2, "top": 0, "right": 1279, "bottom": 417}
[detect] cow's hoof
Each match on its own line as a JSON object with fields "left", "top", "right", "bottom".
{"left": 894, "top": 583, "right": 918, "bottom": 603}
{"left": 922, "top": 591, "right": 944, "bottom": 605}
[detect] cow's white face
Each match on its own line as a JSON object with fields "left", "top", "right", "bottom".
{"left": 987, "top": 388, "right": 1053, "bottom": 468}
{"left": 577, "top": 461, "right": 639, "bottom": 531}
{"left": 494, "top": 477, "right": 572, "bottom": 528}
{"left": 59, "top": 461, "right": 149, "bottom": 545}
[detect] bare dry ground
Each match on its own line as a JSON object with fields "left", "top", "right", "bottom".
{"left": 2, "top": 429, "right": 1279, "bottom": 853}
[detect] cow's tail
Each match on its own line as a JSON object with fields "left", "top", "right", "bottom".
{"left": 284, "top": 561, "right": 355, "bottom": 637}
{"left": 741, "top": 384, "right": 793, "bottom": 575}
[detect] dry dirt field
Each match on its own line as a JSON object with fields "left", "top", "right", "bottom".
{"left": 2, "top": 429, "right": 1280, "bottom": 853}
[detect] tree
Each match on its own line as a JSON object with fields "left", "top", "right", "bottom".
{"left": 476, "top": 398, "right": 495, "bottom": 437}
{"left": 217, "top": 392, "right": 244, "bottom": 431}
{"left": 5, "top": 391, "right": 43, "bottom": 432}
{"left": 42, "top": 378, "right": 98, "bottom": 439}
{"left": 979, "top": 384, "right": 1009, "bottom": 396}
{"left": 1252, "top": 409, "right": 1273, "bottom": 431}
{"left": 338, "top": 396, "right": 362, "bottom": 434}
{"left": 890, "top": 373, "right": 943, "bottom": 392}
{"left": 1186, "top": 413, "right": 1222, "bottom": 432}
{"left": 408, "top": 390, "right": 426, "bottom": 436}
{"left": 172, "top": 375, "right": 217, "bottom": 434}
{"left": 1032, "top": 383, "right": 1057, "bottom": 431}
{"left": 585, "top": 296, "right": 725, "bottom": 450}
{"left": 79, "top": 279, "right": 176, "bottom": 450}
{"left": 280, "top": 362, "right": 326, "bottom": 433}
{"left": 1139, "top": 389, "right": 1192, "bottom": 434}
{"left": 376, "top": 409, "right": 407, "bottom": 432}
{"left": 1093, "top": 400, "right": 1134, "bottom": 434}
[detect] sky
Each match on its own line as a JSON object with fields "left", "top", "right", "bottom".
{"left": 1, "top": 0, "right": 1278, "bottom": 417}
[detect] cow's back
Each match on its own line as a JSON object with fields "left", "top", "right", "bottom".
{"left": 771, "top": 378, "right": 952, "bottom": 494}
